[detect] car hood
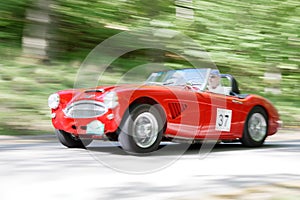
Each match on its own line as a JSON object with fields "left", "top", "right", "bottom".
{"left": 69, "top": 84, "right": 143, "bottom": 102}
{"left": 68, "top": 83, "right": 185, "bottom": 103}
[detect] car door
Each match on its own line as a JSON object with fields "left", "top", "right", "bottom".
{"left": 197, "top": 90, "right": 246, "bottom": 139}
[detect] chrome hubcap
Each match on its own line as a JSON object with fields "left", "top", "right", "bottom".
{"left": 248, "top": 113, "right": 267, "bottom": 142}
{"left": 132, "top": 112, "right": 159, "bottom": 148}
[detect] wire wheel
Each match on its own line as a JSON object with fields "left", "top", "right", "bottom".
{"left": 241, "top": 106, "right": 268, "bottom": 147}
{"left": 132, "top": 112, "right": 159, "bottom": 148}
{"left": 248, "top": 113, "right": 267, "bottom": 142}
{"left": 118, "top": 104, "right": 165, "bottom": 154}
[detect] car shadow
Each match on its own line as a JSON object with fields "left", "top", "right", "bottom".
{"left": 85, "top": 139, "right": 300, "bottom": 156}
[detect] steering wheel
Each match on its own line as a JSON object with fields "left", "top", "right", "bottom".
{"left": 184, "top": 78, "right": 203, "bottom": 91}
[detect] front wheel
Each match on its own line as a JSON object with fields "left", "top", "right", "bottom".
{"left": 118, "top": 104, "right": 165, "bottom": 154}
{"left": 55, "top": 129, "right": 92, "bottom": 148}
{"left": 241, "top": 106, "right": 268, "bottom": 147}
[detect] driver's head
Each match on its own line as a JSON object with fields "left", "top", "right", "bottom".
{"left": 208, "top": 70, "right": 221, "bottom": 89}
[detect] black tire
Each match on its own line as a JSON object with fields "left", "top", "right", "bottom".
{"left": 118, "top": 104, "right": 165, "bottom": 154}
{"left": 55, "top": 129, "right": 92, "bottom": 148}
{"left": 241, "top": 106, "right": 268, "bottom": 147}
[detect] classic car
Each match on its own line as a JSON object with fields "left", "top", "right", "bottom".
{"left": 48, "top": 68, "right": 281, "bottom": 153}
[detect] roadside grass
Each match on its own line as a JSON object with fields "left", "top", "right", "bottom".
{"left": 256, "top": 93, "right": 300, "bottom": 127}
{"left": 0, "top": 124, "right": 51, "bottom": 136}
{"left": 0, "top": 60, "right": 299, "bottom": 135}
{"left": 0, "top": 60, "right": 122, "bottom": 135}
{"left": 0, "top": 61, "right": 77, "bottom": 135}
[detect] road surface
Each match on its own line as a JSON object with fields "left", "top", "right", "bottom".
{"left": 0, "top": 129, "right": 300, "bottom": 200}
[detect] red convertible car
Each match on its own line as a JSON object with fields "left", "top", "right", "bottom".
{"left": 48, "top": 68, "right": 281, "bottom": 153}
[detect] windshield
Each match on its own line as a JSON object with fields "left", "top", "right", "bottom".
{"left": 145, "top": 68, "right": 210, "bottom": 86}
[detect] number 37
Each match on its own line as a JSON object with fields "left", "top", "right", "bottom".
{"left": 218, "top": 114, "right": 229, "bottom": 127}
{"left": 216, "top": 108, "right": 232, "bottom": 131}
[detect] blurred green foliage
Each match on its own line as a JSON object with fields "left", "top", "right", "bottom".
{"left": 1, "top": 0, "right": 299, "bottom": 70}
{"left": 0, "top": 0, "right": 33, "bottom": 45}
{"left": 0, "top": 0, "right": 299, "bottom": 134}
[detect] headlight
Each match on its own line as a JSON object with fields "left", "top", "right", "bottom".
{"left": 103, "top": 91, "right": 119, "bottom": 108}
{"left": 48, "top": 93, "right": 60, "bottom": 109}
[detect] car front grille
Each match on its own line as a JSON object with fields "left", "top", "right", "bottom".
{"left": 64, "top": 101, "right": 107, "bottom": 118}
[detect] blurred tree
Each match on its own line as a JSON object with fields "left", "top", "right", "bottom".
{"left": 0, "top": 0, "right": 299, "bottom": 95}
{"left": 48, "top": 0, "right": 174, "bottom": 61}
{"left": 0, "top": 0, "right": 32, "bottom": 47}
{"left": 22, "top": 0, "right": 52, "bottom": 62}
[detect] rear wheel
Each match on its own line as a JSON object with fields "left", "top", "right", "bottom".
{"left": 241, "top": 107, "right": 268, "bottom": 147}
{"left": 55, "top": 129, "right": 92, "bottom": 148}
{"left": 118, "top": 104, "right": 165, "bottom": 154}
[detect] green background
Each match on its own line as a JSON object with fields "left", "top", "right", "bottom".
{"left": 0, "top": 0, "right": 299, "bottom": 135}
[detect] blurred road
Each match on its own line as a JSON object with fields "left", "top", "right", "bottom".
{"left": 1, "top": 129, "right": 300, "bottom": 200}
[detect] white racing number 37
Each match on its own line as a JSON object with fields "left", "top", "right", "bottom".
{"left": 215, "top": 108, "right": 232, "bottom": 132}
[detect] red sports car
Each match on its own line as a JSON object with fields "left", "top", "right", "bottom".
{"left": 48, "top": 68, "right": 281, "bottom": 153}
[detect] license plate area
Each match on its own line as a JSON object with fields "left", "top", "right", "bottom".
{"left": 86, "top": 120, "right": 105, "bottom": 135}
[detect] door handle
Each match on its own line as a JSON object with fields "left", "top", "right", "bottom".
{"left": 232, "top": 99, "right": 243, "bottom": 104}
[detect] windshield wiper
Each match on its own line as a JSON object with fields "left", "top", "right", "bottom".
{"left": 163, "top": 81, "right": 175, "bottom": 85}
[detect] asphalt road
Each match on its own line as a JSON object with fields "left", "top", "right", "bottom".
{"left": 1, "top": 129, "right": 300, "bottom": 200}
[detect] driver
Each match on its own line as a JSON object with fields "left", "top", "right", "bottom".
{"left": 207, "top": 70, "right": 225, "bottom": 94}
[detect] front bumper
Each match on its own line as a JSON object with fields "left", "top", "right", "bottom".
{"left": 277, "top": 120, "right": 283, "bottom": 128}
{"left": 51, "top": 108, "right": 120, "bottom": 137}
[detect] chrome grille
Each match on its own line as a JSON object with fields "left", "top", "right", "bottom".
{"left": 64, "top": 101, "right": 107, "bottom": 118}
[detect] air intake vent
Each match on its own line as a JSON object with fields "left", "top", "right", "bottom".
{"left": 168, "top": 102, "right": 187, "bottom": 119}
